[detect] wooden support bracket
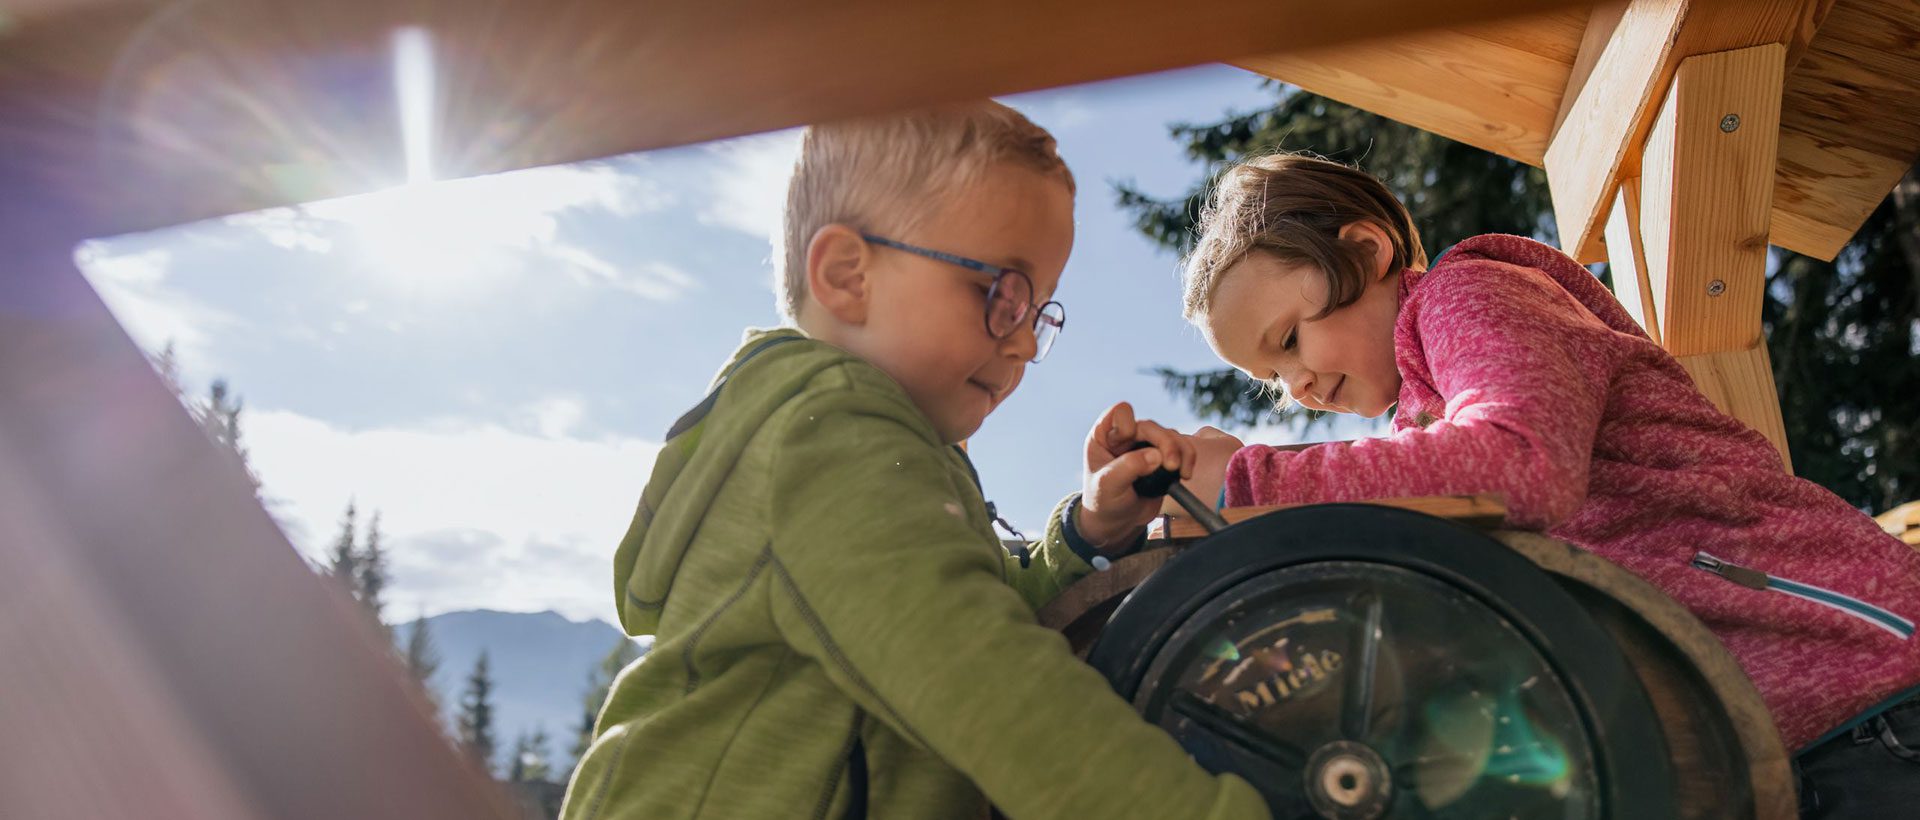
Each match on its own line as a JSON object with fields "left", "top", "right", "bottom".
{"left": 1547, "top": 0, "right": 1832, "bottom": 263}
{"left": 1604, "top": 176, "right": 1663, "bottom": 344}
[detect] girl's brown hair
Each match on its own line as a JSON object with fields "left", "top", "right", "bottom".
{"left": 1182, "top": 153, "right": 1426, "bottom": 323}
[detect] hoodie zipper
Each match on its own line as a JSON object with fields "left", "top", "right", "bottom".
{"left": 1691, "top": 551, "right": 1915, "bottom": 640}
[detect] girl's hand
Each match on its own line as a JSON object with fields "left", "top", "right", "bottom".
{"left": 1176, "top": 426, "right": 1244, "bottom": 515}
{"left": 1078, "top": 402, "right": 1196, "bottom": 551}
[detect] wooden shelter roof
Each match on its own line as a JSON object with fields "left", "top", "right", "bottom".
{"left": 1235, "top": 0, "right": 1920, "bottom": 262}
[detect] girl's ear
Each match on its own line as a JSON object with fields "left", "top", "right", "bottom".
{"left": 805, "top": 224, "right": 872, "bottom": 325}
{"left": 1338, "top": 220, "right": 1397, "bottom": 282}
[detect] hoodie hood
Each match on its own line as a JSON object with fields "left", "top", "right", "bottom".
{"left": 612, "top": 327, "right": 893, "bottom": 636}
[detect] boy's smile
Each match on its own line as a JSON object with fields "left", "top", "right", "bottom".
{"left": 1200, "top": 239, "right": 1404, "bottom": 420}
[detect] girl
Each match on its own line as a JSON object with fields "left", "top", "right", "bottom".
{"left": 1178, "top": 153, "right": 1920, "bottom": 816}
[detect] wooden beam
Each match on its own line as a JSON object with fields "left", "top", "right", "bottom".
{"left": 0, "top": 0, "right": 1593, "bottom": 241}
{"left": 1873, "top": 500, "right": 1920, "bottom": 537}
{"left": 1771, "top": 0, "right": 1920, "bottom": 260}
{"left": 1676, "top": 339, "right": 1793, "bottom": 471}
{"left": 1547, "top": 0, "right": 1687, "bottom": 262}
{"left": 1603, "top": 176, "right": 1664, "bottom": 344}
{"left": 1230, "top": 9, "right": 1585, "bottom": 165}
{"left": 1545, "top": 0, "right": 1832, "bottom": 264}
{"left": 1552, "top": 0, "right": 1630, "bottom": 137}
{"left": 1151, "top": 494, "right": 1510, "bottom": 542}
{"left": 0, "top": 242, "right": 520, "bottom": 817}
{"left": 1638, "top": 44, "right": 1784, "bottom": 357}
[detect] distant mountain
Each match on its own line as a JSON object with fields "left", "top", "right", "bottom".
{"left": 393, "top": 610, "right": 647, "bottom": 771}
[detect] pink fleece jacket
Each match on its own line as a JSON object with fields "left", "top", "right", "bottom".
{"left": 1223, "top": 234, "right": 1920, "bottom": 750}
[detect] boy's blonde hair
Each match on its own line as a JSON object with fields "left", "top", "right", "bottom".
{"left": 1182, "top": 153, "right": 1426, "bottom": 324}
{"left": 777, "top": 101, "right": 1076, "bottom": 320}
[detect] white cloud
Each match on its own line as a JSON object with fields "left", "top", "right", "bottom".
{"left": 222, "top": 208, "right": 335, "bottom": 253}
{"left": 546, "top": 245, "right": 693, "bottom": 301}
{"left": 245, "top": 406, "right": 662, "bottom": 622}
{"left": 524, "top": 396, "right": 585, "bottom": 439}
{"left": 73, "top": 243, "right": 238, "bottom": 374}
{"left": 698, "top": 128, "right": 802, "bottom": 249}
{"left": 213, "top": 161, "right": 688, "bottom": 301}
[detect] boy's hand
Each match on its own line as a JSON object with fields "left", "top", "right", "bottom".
{"left": 1077, "top": 402, "right": 1195, "bottom": 552}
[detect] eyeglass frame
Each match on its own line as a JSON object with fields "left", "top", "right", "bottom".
{"left": 859, "top": 233, "right": 1066, "bottom": 363}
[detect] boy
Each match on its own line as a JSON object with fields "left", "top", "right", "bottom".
{"left": 560, "top": 102, "right": 1267, "bottom": 819}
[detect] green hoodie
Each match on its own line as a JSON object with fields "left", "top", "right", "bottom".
{"left": 560, "top": 329, "right": 1266, "bottom": 820}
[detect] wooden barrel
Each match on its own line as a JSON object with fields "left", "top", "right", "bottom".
{"left": 1495, "top": 531, "right": 1794, "bottom": 819}
{"left": 1036, "top": 502, "right": 1794, "bottom": 820}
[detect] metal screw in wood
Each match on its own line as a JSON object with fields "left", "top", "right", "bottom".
{"left": 1708, "top": 279, "right": 1727, "bottom": 296}
{"left": 1720, "top": 113, "right": 1741, "bottom": 133}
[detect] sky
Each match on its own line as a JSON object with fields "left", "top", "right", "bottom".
{"left": 76, "top": 63, "right": 1383, "bottom": 626}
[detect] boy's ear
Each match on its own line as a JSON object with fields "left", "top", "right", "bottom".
{"left": 1338, "top": 220, "right": 1397, "bottom": 281}
{"left": 805, "top": 224, "right": 872, "bottom": 326}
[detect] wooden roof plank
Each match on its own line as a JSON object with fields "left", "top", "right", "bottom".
{"left": 0, "top": 0, "right": 1592, "bottom": 242}
{"left": 1230, "top": 13, "right": 1580, "bottom": 164}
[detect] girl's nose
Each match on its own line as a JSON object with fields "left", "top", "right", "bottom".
{"left": 1280, "top": 366, "right": 1315, "bottom": 405}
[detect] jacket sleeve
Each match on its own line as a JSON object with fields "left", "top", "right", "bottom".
{"left": 998, "top": 493, "right": 1144, "bottom": 610}
{"left": 766, "top": 388, "right": 1269, "bottom": 820}
{"left": 1224, "top": 261, "right": 1614, "bottom": 530}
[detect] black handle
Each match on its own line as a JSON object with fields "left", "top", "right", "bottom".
{"left": 1127, "top": 441, "right": 1182, "bottom": 498}
{"left": 1125, "top": 440, "right": 1230, "bottom": 535}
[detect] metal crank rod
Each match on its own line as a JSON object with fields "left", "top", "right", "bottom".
{"left": 1127, "top": 441, "right": 1230, "bottom": 535}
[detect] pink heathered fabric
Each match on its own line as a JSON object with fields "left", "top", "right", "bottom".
{"left": 1223, "top": 233, "right": 1920, "bottom": 750}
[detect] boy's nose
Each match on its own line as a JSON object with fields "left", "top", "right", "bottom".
{"left": 999, "top": 321, "right": 1038, "bottom": 362}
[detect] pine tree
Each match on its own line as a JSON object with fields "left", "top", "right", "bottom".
{"left": 357, "top": 511, "right": 389, "bottom": 631}
{"left": 196, "top": 380, "right": 243, "bottom": 458}
{"left": 196, "top": 380, "right": 263, "bottom": 498}
{"left": 403, "top": 610, "right": 441, "bottom": 714}
{"left": 457, "top": 650, "right": 497, "bottom": 776}
{"left": 569, "top": 638, "right": 643, "bottom": 773}
{"left": 150, "top": 342, "right": 185, "bottom": 398}
{"left": 146, "top": 346, "right": 263, "bottom": 498}
{"left": 1118, "top": 86, "right": 1920, "bottom": 510}
{"left": 508, "top": 726, "right": 553, "bottom": 784}
{"left": 328, "top": 500, "right": 360, "bottom": 598}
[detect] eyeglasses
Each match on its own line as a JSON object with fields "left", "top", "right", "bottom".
{"left": 861, "top": 234, "right": 1066, "bottom": 363}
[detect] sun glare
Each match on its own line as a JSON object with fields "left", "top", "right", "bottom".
{"left": 304, "top": 28, "right": 504, "bottom": 295}
{"left": 394, "top": 27, "right": 435, "bottom": 187}
{"left": 316, "top": 183, "right": 517, "bottom": 293}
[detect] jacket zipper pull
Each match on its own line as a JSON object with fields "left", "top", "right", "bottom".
{"left": 987, "top": 502, "right": 1031, "bottom": 568}
{"left": 1690, "top": 551, "right": 1916, "bottom": 640}
{"left": 1690, "top": 551, "right": 1769, "bottom": 590}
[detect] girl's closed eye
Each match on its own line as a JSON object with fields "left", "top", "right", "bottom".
{"left": 1281, "top": 327, "right": 1297, "bottom": 351}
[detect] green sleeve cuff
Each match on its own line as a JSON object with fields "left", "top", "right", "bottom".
{"left": 1058, "top": 493, "right": 1146, "bottom": 570}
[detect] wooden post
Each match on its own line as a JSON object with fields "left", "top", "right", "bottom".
{"left": 1605, "top": 44, "right": 1794, "bottom": 470}
{"left": 1639, "top": 44, "right": 1784, "bottom": 358}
